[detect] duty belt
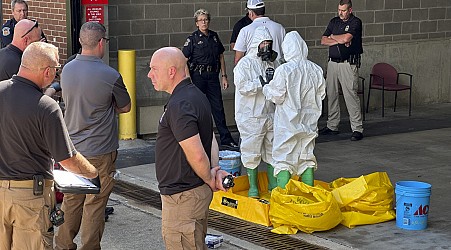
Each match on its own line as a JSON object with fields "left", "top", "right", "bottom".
{"left": 0, "top": 179, "right": 53, "bottom": 188}
{"left": 329, "top": 57, "right": 349, "bottom": 63}
{"left": 192, "top": 64, "right": 219, "bottom": 73}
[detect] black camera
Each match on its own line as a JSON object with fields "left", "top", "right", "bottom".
{"left": 222, "top": 175, "right": 235, "bottom": 188}
{"left": 49, "top": 207, "right": 65, "bottom": 227}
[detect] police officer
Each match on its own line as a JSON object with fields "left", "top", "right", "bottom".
{"left": 319, "top": 0, "right": 364, "bottom": 141}
{"left": 1, "top": 0, "right": 28, "bottom": 48}
{"left": 182, "top": 8, "right": 238, "bottom": 150}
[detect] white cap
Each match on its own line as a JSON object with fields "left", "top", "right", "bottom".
{"left": 247, "top": 0, "right": 265, "bottom": 10}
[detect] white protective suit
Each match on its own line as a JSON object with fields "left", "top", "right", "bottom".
{"left": 262, "top": 31, "right": 326, "bottom": 176}
{"left": 233, "top": 26, "right": 278, "bottom": 170}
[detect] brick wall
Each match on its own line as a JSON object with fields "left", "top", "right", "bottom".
{"left": 2, "top": 0, "right": 68, "bottom": 61}
{"left": 108, "top": 0, "right": 451, "bottom": 59}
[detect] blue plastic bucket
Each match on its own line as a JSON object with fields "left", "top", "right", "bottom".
{"left": 395, "top": 181, "right": 431, "bottom": 230}
{"left": 218, "top": 150, "right": 241, "bottom": 176}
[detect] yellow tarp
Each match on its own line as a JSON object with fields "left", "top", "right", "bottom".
{"left": 209, "top": 172, "right": 272, "bottom": 226}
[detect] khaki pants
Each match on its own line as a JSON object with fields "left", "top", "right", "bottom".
{"left": 161, "top": 184, "right": 213, "bottom": 250}
{"left": 55, "top": 151, "right": 117, "bottom": 250}
{"left": 325, "top": 61, "right": 363, "bottom": 133}
{"left": 0, "top": 180, "right": 55, "bottom": 250}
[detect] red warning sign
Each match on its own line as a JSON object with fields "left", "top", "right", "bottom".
{"left": 86, "top": 6, "right": 104, "bottom": 24}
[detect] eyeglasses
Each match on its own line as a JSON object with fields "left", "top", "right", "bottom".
{"left": 48, "top": 64, "right": 62, "bottom": 73}
{"left": 21, "top": 20, "right": 38, "bottom": 38}
{"left": 99, "top": 37, "right": 110, "bottom": 43}
{"left": 196, "top": 19, "right": 210, "bottom": 23}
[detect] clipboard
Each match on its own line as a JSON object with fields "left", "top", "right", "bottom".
{"left": 54, "top": 170, "right": 100, "bottom": 194}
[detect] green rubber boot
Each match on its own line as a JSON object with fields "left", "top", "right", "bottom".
{"left": 301, "top": 168, "right": 314, "bottom": 186}
{"left": 277, "top": 170, "right": 291, "bottom": 189}
{"left": 247, "top": 168, "right": 259, "bottom": 198}
{"left": 267, "top": 164, "right": 278, "bottom": 192}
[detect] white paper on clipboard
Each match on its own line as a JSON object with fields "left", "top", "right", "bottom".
{"left": 53, "top": 170, "right": 100, "bottom": 194}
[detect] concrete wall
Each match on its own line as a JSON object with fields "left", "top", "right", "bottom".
{"left": 107, "top": 0, "right": 451, "bottom": 135}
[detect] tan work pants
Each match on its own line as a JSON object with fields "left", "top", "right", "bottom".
{"left": 161, "top": 184, "right": 213, "bottom": 250}
{"left": 55, "top": 151, "right": 117, "bottom": 250}
{"left": 0, "top": 180, "right": 55, "bottom": 250}
{"left": 325, "top": 61, "right": 363, "bottom": 133}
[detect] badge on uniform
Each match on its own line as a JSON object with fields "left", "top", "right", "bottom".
{"left": 184, "top": 38, "right": 190, "bottom": 47}
{"left": 197, "top": 41, "right": 203, "bottom": 45}
{"left": 213, "top": 36, "right": 217, "bottom": 43}
{"left": 345, "top": 25, "right": 349, "bottom": 31}
{"left": 2, "top": 27, "right": 10, "bottom": 36}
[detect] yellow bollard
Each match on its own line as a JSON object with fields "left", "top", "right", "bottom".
{"left": 118, "top": 50, "right": 137, "bottom": 140}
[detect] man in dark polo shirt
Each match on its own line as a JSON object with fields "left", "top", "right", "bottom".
{"left": 148, "top": 47, "right": 229, "bottom": 249}
{"left": 230, "top": 12, "right": 252, "bottom": 50}
{"left": 0, "top": 19, "right": 42, "bottom": 81}
{"left": 319, "top": 0, "right": 364, "bottom": 141}
{"left": 0, "top": 42, "right": 98, "bottom": 250}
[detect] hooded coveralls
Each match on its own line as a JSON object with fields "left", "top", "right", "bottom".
{"left": 233, "top": 26, "right": 278, "bottom": 170}
{"left": 262, "top": 31, "right": 326, "bottom": 176}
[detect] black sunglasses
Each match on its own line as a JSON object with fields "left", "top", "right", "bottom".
{"left": 21, "top": 20, "right": 38, "bottom": 38}
{"left": 99, "top": 37, "right": 110, "bottom": 43}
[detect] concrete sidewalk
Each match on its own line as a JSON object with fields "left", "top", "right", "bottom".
{"left": 113, "top": 103, "right": 451, "bottom": 249}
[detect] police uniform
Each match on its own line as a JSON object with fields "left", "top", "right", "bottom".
{"left": 182, "top": 29, "right": 235, "bottom": 146}
{"left": 1, "top": 18, "right": 17, "bottom": 48}
{"left": 323, "top": 13, "right": 364, "bottom": 134}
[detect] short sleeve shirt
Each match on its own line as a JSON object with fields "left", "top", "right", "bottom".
{"left": 182, "top": 29, "right": 225, "bottom": 66}
{"left": 0, "top": 76, "right": 76, "bottom": 180}
{"left": 61, "top": 55, "right": 131, "bottom": 156}
{"left": 155, "top": 78, "right": 213, "bottom": 195}
{"left": 0, "top": 44, "right": 23, "bottom": 81}
{"left": 233, "top": 17, "right": 286, "bottom": 61}
{"left": 323, "top": 14, "right": 363, "bottom": 59}
{"left": 230, "top": 15, "right": 252, "bottom": 44}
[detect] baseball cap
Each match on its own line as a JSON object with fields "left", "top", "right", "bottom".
{"left": 246, "top": 0, "right": 265, "bottom": 10}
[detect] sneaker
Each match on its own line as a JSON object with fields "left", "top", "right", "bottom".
{"left": 350, "top": 131, "right": 363, "bottom": 141}
{"left": 221, "top": 141, "right": 239, "bottom": 151}
{"left": 319, "top": 127, "right": 339, "bottom": 135}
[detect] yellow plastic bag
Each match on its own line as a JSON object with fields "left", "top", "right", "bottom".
{"left": 269, "top": 179, "right": 343, "bottom": 234}
{"left": 330, "top": 172, "right": 396, "bottom": 228}
{"left": 209, "top": 172, "right": 272, "bottom": 226}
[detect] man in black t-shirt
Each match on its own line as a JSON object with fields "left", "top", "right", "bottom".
{"left": 148, "top": 47, "right": 230, "bottom": 249}
{"left": 319, "top": 0, "right": 364, "bottom": 141}
{"left": 230, "top": 13, "right": 252, "bottom": 50}
{"left": 0, "top": 19, "right": 42, "bottom": 81}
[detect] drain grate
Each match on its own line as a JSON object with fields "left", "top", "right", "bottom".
{"left": 113, "top": 180, "right": 327, "bottom": 250}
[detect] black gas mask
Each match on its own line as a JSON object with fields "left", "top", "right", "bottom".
{"left": 257, "top": 41, "right": 278, "bottom": 62}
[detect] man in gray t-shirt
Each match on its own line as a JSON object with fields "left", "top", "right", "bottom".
{"left": 55, "top": 22, "right": 131, "bottom": 250}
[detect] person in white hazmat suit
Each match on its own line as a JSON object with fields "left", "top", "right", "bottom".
{"left": 262, "top": 31, "right": 326, "bottom": 187}
{"left": 233, "top": 26, "right": 280, "bottom": 198}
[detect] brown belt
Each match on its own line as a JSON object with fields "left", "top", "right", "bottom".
{"left": 0, "top": 179, "right": 54, "bottom": 188}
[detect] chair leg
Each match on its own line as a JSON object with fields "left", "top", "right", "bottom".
{"left": 362, "top": 81, "right": 365, "bottom": 121}
{"left": 394, "top": 91, "right": 398, "bottom": 112}
{"left": 382, "top": 90, "right": 385, "bottom": 117}
{"left": 366, "top": 87, "right": 371, "bottom": 114}
{"left": 409, "top": 88, "right": 412, "bottom": 116}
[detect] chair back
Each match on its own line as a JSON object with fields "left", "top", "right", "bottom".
{"left": 371, "top": 63, "right": 398, "bottom": 85}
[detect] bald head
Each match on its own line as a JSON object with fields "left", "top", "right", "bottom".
{"left": 148, "top": 47, "right": 187, "bottom": 94}
{"left": 11, "top": 19, "right": 42, "bottom": 51}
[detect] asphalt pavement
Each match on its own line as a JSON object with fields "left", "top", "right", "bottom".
{"left": 88, "top": 103, "right": 451, "bottom": 249}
